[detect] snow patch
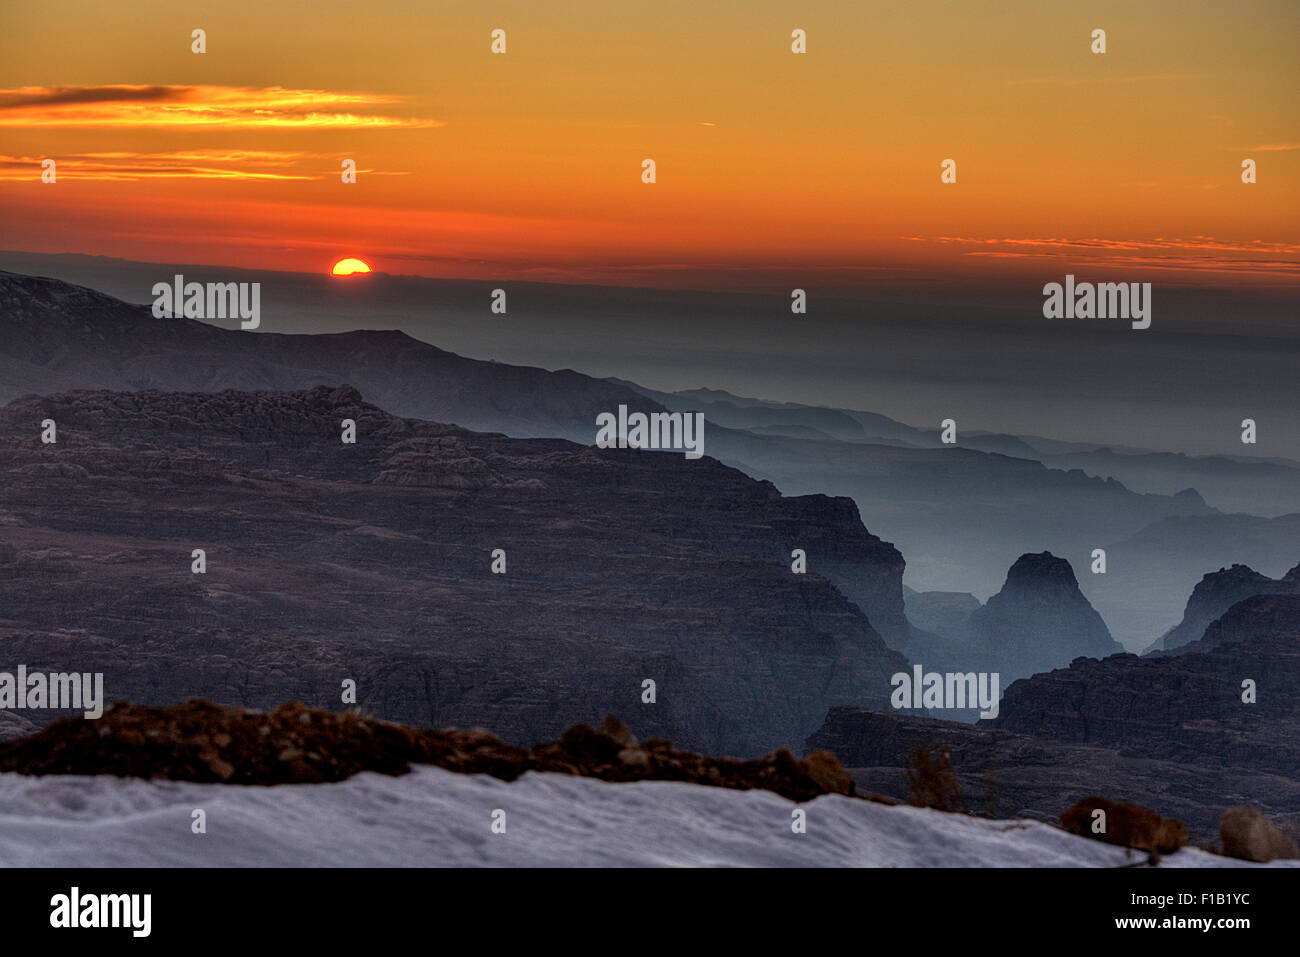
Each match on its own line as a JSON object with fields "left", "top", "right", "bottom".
{"left": 0, "top": 768, "right": 1290, "bottom": 867}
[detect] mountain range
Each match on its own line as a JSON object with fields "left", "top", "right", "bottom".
{"left": 0, "top": 382, "right": 913, "bottom": 756}
{"left": 5, "top": 269, "right": 1297, "bottom": 649}
{"left": 1, "top": 266, "right": 1297, "bottom": 840}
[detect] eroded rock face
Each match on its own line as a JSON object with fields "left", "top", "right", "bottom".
{"left": 0, "top": 386, "right": 910, "bottom": 757}
{"left": 806, "top": 595, "right": 1300, "bottom": 840}
{"left": 992, "top": 594, "right": 1300, "bottom": 768}
{"left": 1149, "top": 562, "right": 1300, "bottom": 653}
{"left": 0, "top": 700, "right": 856, "bottom": 803}
{"left": 962, "top": 552, "right": 1122, "bottom": 682}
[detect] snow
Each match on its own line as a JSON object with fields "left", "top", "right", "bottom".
{"left": 0, "top": 767, "right": 1290, "bottom": 867}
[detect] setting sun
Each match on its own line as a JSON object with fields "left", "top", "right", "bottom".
{"left": 331, "top": 257, "right": 372, "bottom": 276}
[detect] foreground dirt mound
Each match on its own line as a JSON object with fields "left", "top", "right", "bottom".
{"left": 1061, "top": 796, "right": 1188, "bottom": 854}
{"left": 0, "top": 700, "right": 855, "bottom": 803}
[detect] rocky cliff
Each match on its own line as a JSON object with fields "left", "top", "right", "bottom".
{"left": 0, "top": 384, "right": 911, "bottom": 756}
{"left": 962, "top": 552, "right": 1121, "bottom": 681}
{"left": 807, "top": 593, "right": 1300, "bottom": 838}
{"left": 993, "top": 594, "right": 1300, "bottom": 770}
{"left": 1147, "top": 561, "right": 1300, "bottom": 653}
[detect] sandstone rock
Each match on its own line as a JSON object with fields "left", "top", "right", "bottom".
{"left": 1061, "top": 796, "right": 1187, "bottom": 854}
{"left": 1219, "top": 806, "right": 1298, "bottom": 862}
{"left": 601, "top": 715, "right": 638, "bottom": 750}
{"left": 617, "top": 748, "right": 649, "bottom": 768}
{"left": 799, "top": 750, "right": 854, "bottom": 796}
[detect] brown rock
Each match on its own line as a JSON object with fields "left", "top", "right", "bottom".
{"left": 202, "top": 753, "right": 235, "bottom": 782}
{"left": 1061, "top": 796, "right": 1187, "bottom": 854}
{"left": 800, "top": 750, "right": 854, "bottom": 797}
{"left": 600, "top": 715, "right": 639, "bottom": 750}
{"left": 617, "top": 748, "right": 650, "bottom": 768}
{"left": 0, "top": 700, "right": 877, "bottom": 803}
{"left": 1219, "top": 806, "right": 1299, "bottom": 862}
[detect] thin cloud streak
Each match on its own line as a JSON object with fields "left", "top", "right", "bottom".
{"left": 903, "top": 235, "right": 1300, "bottom": 255}
{"left": 0, "top": 85, "right": 442, "bottom": 129}
{"left": 0, "top": 150, "right": 412, "bottom": 181}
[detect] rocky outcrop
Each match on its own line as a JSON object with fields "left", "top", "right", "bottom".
{"left": 1148, "top": 561, "right": 1300, "bottom": 653}
{"left": 1182, "top": 592, "right": 1300, "bottom": 655}
{"left": 992, "top": 594, "right": 1300, "bottom": 768}
{"left": 1218, "top": 807, "right": 1299, "bottom": 863}
{"left": 962, "top": 552, "right": 1121, "bottom": 682}
{"left": 0, "top": 700, "right": 855, "bottom": 803}
{"left": 0, "top": 385, "right": 910, "bottom": 757}
{"left": 806, "top": 595, "right": 1300, "bottom": 839}
{"left": 1061, "top": 796, "right": 1187, "bottom": 855}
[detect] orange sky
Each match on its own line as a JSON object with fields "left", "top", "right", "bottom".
{"left": 1, "top": 0, "right": 1297, "bottom": 291}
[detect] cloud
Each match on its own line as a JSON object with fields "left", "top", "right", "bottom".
{"left": 0, "top": 150, "right": 414, "bottom": 181}
{"left": 904, "top": 235, "right": 1300, "bottom": 255}
{"left": 900, "top": 234, "right": 1300, "bottom": 279}
{"left": 0, "top": 150, "right": 319, "bottom": 181}
{"left": 0, "top": 85, "right": 442, "bottom": 129}
{"left": 0, "top": 86, "right": 180, "bottom": 108}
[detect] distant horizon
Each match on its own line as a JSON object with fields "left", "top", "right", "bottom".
{"left": 3, "top": 247, "right": 1298, "bottom": 464}
{"left": 8, "top": 247, "right": 1300, "bottom": 302}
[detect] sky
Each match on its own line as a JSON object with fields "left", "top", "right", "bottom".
{"left": 0, "top": 0, "right": 1297, "bottom": 292}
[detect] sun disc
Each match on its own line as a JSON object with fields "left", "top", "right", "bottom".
{"left": 331, "top": 257, "right": 372, "bottom": 276}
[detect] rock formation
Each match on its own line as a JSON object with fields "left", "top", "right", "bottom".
{"left": 1061, "top": 796, "right": 1187, "bottom": 855}
{"left": 963, "top": 552, "right": 1121, "bottom": 681}
{"left": 1148, "top": 561, "right": 1300, "bottom": 653}
{"left": 1218, "top": 807, "right": 1299, "bottom": 863}
{"left": 0, "top": 385, "right": 911, "bottom": 757}
{"left": 806, "top": 593, "right": 1300, "bottom": 839}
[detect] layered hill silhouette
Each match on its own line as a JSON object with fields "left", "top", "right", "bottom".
{"left": 0, "top": 270, "right": 646, "bottom": 442}
{"left": 2, "top": 270, "right": 1261, "bottom": 648}
{"left": 1146, "top": 561, "right": 1300, "bottom": 653}
{"left": 0, "top": 383, "right": 913, "bottom": 756}
{"left": 963, "top": 553, "right": 1121, "bottom": 681}
{"left": 900, "top": 552, "right": 1122, "bottom": 688}
{"left": 620, "top": 380, "right": 1300, "bottom": 518}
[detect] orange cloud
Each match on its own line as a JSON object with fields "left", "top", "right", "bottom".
{"left": 0, "top": 151, "right": 319, "bottom": 181}
{"left": 0, "top": 85, "right": 442, "bottom": 129}
{"left": 905, "top": 235, "right": 1300, "bottom": 255}
{"left": 897, "top": 235, "right": 1300, "bottom": 280}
